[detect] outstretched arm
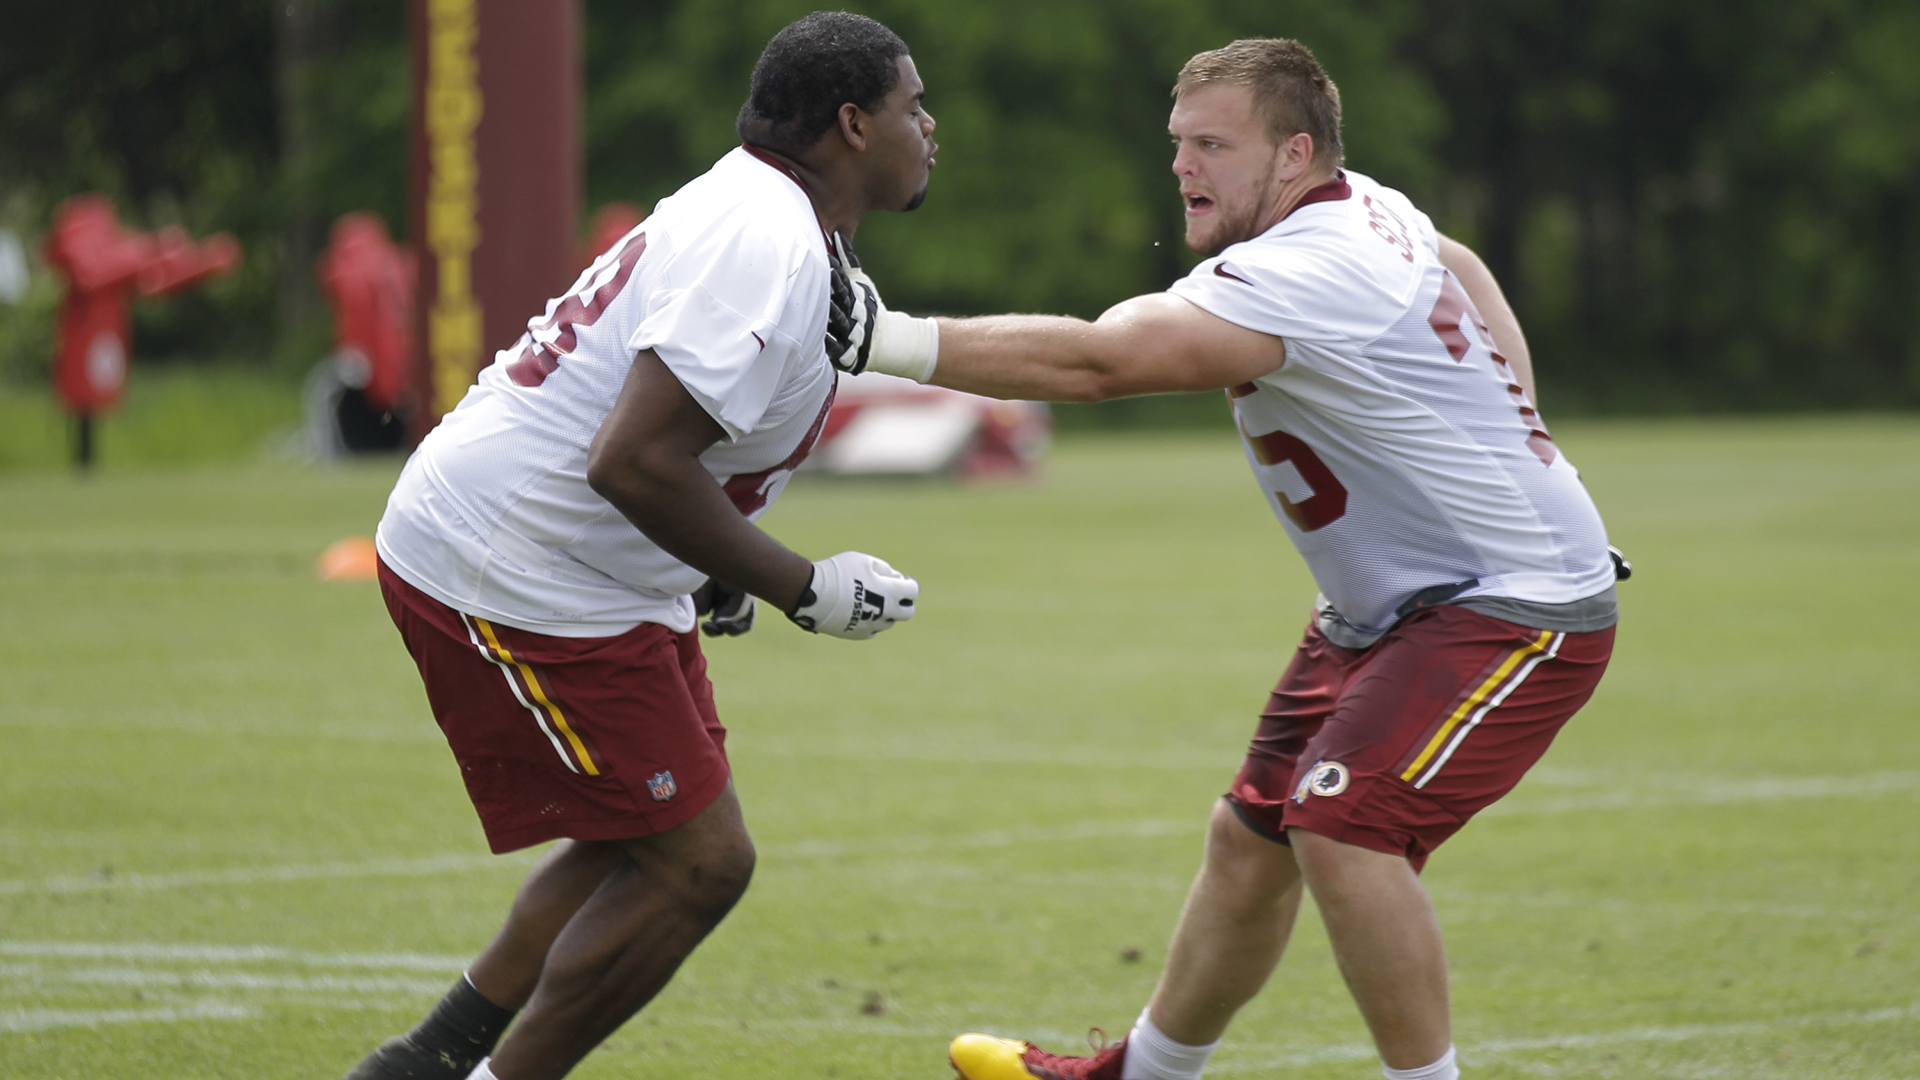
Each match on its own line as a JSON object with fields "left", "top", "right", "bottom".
{"left": 586, "top": 348, "right": 815, "bottom": 612}
{"left": 1437, "top": 235, "right": 1536, "bottom": 406}
{"left": 917, "top": 293, "right": 1286, "bottom": 403}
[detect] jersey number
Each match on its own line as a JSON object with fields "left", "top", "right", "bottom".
{"left": 1365, "top": 195, "right": 1415, "bottom": 263}
{"left": 505, "top": 232, "right": 648, "bottom": 387}
{"left": 721, "top": 382, "right": 838, "bottom": 517}
{"left": 1427, "top": 272, "right": 1557, "bottom": 466}
{"left": 1236, "top": 416, "right": 1349, "bottom": 532}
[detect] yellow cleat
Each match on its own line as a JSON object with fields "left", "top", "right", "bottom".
{"left": 949, "top": 1034, "right": 1033, "bottom": 1080}
{"left": 949, "top": 1031, "right": 1127, "bottom": 1080}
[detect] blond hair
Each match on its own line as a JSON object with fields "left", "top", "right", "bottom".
{"left": 1174, "top": 39, "right": 1343, "bottom": 170}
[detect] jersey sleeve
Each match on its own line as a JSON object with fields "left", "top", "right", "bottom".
{"left": 1169, "top": 248, "right": 1343, "bottom": 344}
{"left": 1169, "top": 208, "right": 1423, "bottom": 350}
{"left": 628, "top": 225, "right": 824, "bottom": 440}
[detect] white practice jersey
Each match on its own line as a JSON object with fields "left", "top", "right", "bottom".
{"left": 377, "top": 147, "right": 837, "bottom": 637}
{"left": 1169, "top": 169, "right": 1613, "bottom": 635}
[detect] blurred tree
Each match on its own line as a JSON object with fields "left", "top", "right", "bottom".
{"left": 1409, "top": 0, "right": 1920, "bottom": 410}
{"left": 1, "top": 0, "right": 1915, "bottom": 411}
{"left": 275, "top": 0, "right": 410, "bottom": 362}
{"left": 581, "top": 0, "right": 1438, "bottom": 321}
{"left": 0, "top": 0, "right": 405, "bottom": 368}
{"left": 0, "top": 0, "right": 276, "bottom": 365}
{"left": 0, "top": 1, "right": 275, "bottom": 230}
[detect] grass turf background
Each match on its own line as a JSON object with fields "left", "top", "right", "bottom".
{"left": 1, "top": 417, "right": 1916, "bottom": 1078}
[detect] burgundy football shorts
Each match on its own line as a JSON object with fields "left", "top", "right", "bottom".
{"left": 1227, "top": 603, "right": 1614, "bottom": 870}
{"left": 379, "top": 560, "right": 730, "bottom": 853}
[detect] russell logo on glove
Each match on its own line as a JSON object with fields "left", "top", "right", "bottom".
{"left": 787, "top": 551, "right": 920, "bottom": 641}
{"left": 848, "top": 580, "right": 887, "bottom": 630}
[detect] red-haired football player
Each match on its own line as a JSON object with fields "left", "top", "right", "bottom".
{"left": 847, "top": 38, "right": 1623, "bottom": 1080}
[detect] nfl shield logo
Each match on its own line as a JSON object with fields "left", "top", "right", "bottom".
{"left": 647, "top": 770, "right": 677, "bottom": 802}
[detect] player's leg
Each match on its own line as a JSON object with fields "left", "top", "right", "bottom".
{"left": 466, "top": 839, "right": 632, "bottom": 1009}
{"left": 1144, "top": 798, "right": 1304, "bottom": 1045}
{"left": 1276, "top": 607, "right": 1616, "bottom": 1079}
{"left": 1288, "top": 827, "right": 1450, "bottom": 1070}
{"left": 341, "top": 841, "right": 629, "bottom": 1080}
{"left": 366, "top": 569, "right": 745, "bottom": 1080}
{"left": 949, "top": 623, "right": 1350, "bottom": 1080}
{"left": 946, "top": 805, "right": 1306, "bottom": 1080}
{"left": 482, "top": 780, "right": 756, "bottom": 1080}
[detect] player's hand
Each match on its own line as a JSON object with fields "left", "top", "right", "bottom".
{"left": 1608, "top": 544, "right": 1633, "bottom": 581}
{"left": 826, "top": 232, "right": 881, "bottom": 374}
{"left": 692, "top": 577, "right": 756, "bottom": 637}
{"left": 786, "top": 551, "right": 918, "bottom": 639}
{"left": 826, "top": 231, "right": 941, "bottom": 382}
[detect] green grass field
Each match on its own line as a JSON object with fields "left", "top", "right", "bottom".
{"left": 0, "top": 366, "right": 307, "bottom": 472}
{"left": 2, "top": 418, "right": 1916, "bottom": 1079}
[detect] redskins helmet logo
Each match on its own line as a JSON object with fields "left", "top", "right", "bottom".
{"left": 1294, "top": 760, "right": 1351, "bottom": 803}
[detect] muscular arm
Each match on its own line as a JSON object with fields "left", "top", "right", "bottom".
{"left": 925, "top": 293, "right": 1286, "bottom": 403}
{"left": 1437, "top": 235, "right": 1537, "bottom": 406}
{"left": 585, "top": 348, "right": 814, "bottom": 613}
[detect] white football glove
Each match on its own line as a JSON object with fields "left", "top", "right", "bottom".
{"left": 787, "top": 551, "right": 919, "bottom": 640}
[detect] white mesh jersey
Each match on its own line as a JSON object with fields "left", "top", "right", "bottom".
{"left": 377, "top": 147, "right": 837, "bottom": 637}
{"left": 1168, "top": 169, "right": 1613, "bottom": 635}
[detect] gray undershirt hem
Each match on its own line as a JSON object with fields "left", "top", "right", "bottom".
{"left": 1316, "top": 585, "right": 1619, "bottom": 651}
{"left": 1454, "top": 588, "right": 1619, "bottom": 633}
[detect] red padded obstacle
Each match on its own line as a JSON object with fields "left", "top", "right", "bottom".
{"left": 43, "top": 195, "right": 241, "bottom": 437}
{"left": 317, "top": 213, "right": 417, "bottom": 416}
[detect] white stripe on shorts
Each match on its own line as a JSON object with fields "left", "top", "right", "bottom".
{"left": 459, "top": 612, "right": 580, "bottom": 774}
{"left": 1412, "top": 631, "right": 1565, "bottom": 790}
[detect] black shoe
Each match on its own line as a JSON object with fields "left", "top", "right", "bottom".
{"left": 342, "top": 1032, "right": 482, "bottom": 1080}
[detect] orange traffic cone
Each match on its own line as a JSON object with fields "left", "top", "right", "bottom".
{"left": 315, "top": 536, "right": 379, "bottom": 581}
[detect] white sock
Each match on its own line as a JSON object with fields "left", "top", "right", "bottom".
{"left": 465, "top": 1058, "right": 499, "bottom": 1080}
{"left": 1120, "top": 1008, "right": 1220, "bottom": 1080}
{"left": 1383, "top": 1045, "right": 1458, "bottom": 1080}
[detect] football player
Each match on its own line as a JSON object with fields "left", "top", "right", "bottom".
{"left": 344, "top": 13, "right": 933, "bottom": 1080}
{"left": 845, "top": 37, "right": 1621, "bottom": 1080}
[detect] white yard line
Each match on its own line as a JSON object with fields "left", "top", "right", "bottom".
{"left": 743, "top": 738, "right": 1239, "bottom": 772}
{"left": 20, "top": 965, "right": 451, "bottom": 996}
{"left": 0, "top": 851, "right": 526, "bottom": 897}
{"left": 0, "top": 822, "right": 1198, "bottom": 897}
{"left": 643, "top": 1013, "right": 960, "bottom": 1039}
{"left": 0, "top": 941, "right": 467, "bottom": 970}
{"left": 765, "top": 817, "right": 1199, "bottom": 859}
{"left": 1482, "top": 770, "right": 1920, "bottom": 817}
{"left": 2, "top": 770, "right": 1912, "bottom": 899}
{"left": 1430, "top": 887, "right": 1920, "bottom": 926}
{"left": 0, "top": 1001, "right": 254, "bottom": 1033}
{"left": 0, "top": 711, "right": 439, "bottom": 744}
{"left": 4, "top": 933, "right": 1913, "bottom": 1064}
{"left": 1210, "top": 1002, "right": 1920, "bottom": 1072}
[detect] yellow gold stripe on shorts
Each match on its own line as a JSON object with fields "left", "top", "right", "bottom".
{"left": 1400, "top": 630, "right": 1555, "bottom": 783}
{"left": 473, "top": 617, "right": 601, "bottom": 777}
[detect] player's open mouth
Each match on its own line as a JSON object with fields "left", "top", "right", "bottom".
{"left": 1183, "top": 192, "right": 1213, "bottom": 214}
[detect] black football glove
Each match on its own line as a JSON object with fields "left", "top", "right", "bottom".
{"left": 691, "top": 577, "right": 756, "bottom": 637}
{"left": 1608, "top": 544, "right": 1633, "bottom": 581}
{"left": 825, "top": 231, "right": 881, "bottom": 374}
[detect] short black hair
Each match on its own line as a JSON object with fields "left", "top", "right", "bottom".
{"left": 736, "top": 12, "right": 909, "bottom": 157}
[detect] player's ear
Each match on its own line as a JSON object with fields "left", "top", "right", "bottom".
{"left": 835, "top": 102, "right": 868, "bottom": 152}
{"left": 1281, "top": 131, "right": 1315, "bottom": 177}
